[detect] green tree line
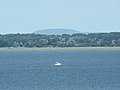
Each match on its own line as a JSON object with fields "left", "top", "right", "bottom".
{"left": 0, "top": 32, "right": 120, "bottom": 47}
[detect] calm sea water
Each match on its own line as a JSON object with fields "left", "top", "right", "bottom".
{"left": 0, "top": 50, "right": 120, "bottom": 90}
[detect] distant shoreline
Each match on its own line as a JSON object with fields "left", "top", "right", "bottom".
{"left": 0, "top": 47, "right": 120, "bottom": 51}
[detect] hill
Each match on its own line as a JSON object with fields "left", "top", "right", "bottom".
{"left": 34, "top": 28, "right": 80, "bottom": 35}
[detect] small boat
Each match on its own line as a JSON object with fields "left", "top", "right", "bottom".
{"left": 55, "top": 62, "right": 61, "bottom": 66}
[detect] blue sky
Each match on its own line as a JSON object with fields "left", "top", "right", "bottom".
{"left": 0, "top": 0, "right": 120, "bottom": 34}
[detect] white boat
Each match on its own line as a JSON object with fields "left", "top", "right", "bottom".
{"left": 54, "top": 62, "right": 61, "bottom": 66}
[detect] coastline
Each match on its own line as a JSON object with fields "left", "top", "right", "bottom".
{"left": 0, "top": 47, "right": 120, "bottom": 51}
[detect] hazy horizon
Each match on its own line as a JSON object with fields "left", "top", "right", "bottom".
{"left": 0, "top": 0, "right": 120, "bottom": 34}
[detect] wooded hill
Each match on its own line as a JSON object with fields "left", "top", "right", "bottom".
{"left": 0, "top": 32, "right": 120, "bottom": 47}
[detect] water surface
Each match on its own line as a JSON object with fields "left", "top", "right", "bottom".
{"left": 0, "top": 50, "right": 120, "bottom": 90}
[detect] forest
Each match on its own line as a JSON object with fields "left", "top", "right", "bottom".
{"left": 0, "top": 32, "right": 120, "bottom": 47}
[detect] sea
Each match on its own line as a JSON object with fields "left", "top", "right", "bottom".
{"left": 0, "top": 50, "right": 120, "bottom": 90}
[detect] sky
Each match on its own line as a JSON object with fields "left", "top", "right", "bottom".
{"left": 0, "top": 0, "right": 120, "bottom": 34}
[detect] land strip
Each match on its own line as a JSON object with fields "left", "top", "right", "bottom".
{"left": 0, "top": 47, "right": 120, "bottom": 51}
